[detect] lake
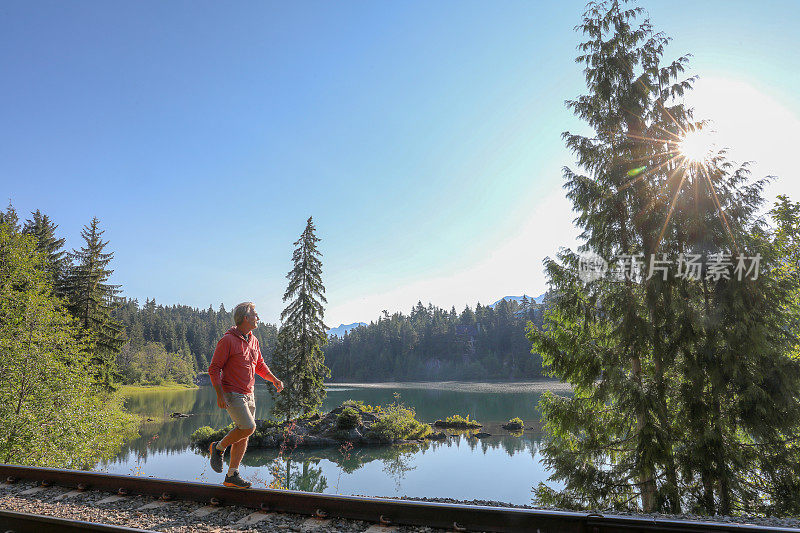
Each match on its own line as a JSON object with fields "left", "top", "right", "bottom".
{"left": 100, "top": 383, "right": 566, "bottom": 506}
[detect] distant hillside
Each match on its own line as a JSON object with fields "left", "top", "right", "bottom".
{"left": 328, "top": 322, "right": 367, "bottom": 337}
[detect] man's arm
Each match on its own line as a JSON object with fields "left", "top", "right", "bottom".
{"left": 208, "top": 338, "right": 229, "bottom": 409}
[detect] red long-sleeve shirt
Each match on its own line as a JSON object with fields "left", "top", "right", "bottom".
{"left": 208, "top": 327, "right": 277, "bottom": 394}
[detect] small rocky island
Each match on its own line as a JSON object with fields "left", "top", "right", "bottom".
{"left": 432, "top": 414, "right": 483, "bottom": 429}
{"left": 191, "top": 400, "right": 438, "bottom": 449}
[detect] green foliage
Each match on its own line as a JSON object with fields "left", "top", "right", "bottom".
{"left": 113, "top": 298, "right": 278, "bottom": 377}
{"left": 0, "top": 202, "right": 20, "bottom": 231}
{"left": 507, "top": 417, "right": 524, "bottom": 428}
{"left": 342, "top": 399, "right": 377, "bottom": 413}
{"left": 271, "top": 217, "right": 331, "bottom": 421}
{"left": 529, "top": 0, "right": 800, "bottom": 516}
{"left": 116, "top": 342, "right": 194, "bottom": 385}
{"left": 324, "top": 298, "right": 546, "bottom": 381}
{"left": 0, "top": 219, "right": 137, "bottom": 468}
{"left": 337, "top": 407, "right": 361, "bottom": 430}
{"left": 770, "top": 195, "right": 800, "bottom": 362}
{"left": 22, "top": 210, "right": 68, "bottom": 294}
{"left": 434, "top": 414, "right": 482, "bottom": 428}
{"left": 190, "top": 426, "right": 218, "bottom": 443}
{"left": 366, "top": 401, "right": 431, "bottom": 441}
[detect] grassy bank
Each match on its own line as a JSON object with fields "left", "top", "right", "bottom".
{"left": 119, "top": 382, "right": 198, "bottom": 395}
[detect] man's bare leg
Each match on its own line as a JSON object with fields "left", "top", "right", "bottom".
{"left": 218, "top": 427, "right": 253, "bottom": 451}
{"left": 228, "top": 436, "right": 249, "bottom": 473}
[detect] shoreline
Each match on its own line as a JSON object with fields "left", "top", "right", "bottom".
{"left": 326, "top": 380, "right": 572, "bottom": 393}
{"left": 119, "top": 383, "right": 198, "bottom": 394}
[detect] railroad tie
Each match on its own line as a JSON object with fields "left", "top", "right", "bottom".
{"left": 53, "top": 489, "right": 84, "bottom": 501}
{"left": 300, "top": 517, "right": 332, "bottom": 531}
{"left": 96, "top": 494, "right": 127, "bottom": 505}
{"left": 363, "top": 525, "right": 398, "bottom": 533}
{"left": 137, "top": 499, "right": 172, "bottom": 510}
{"left": 234, "top": 511, "right": 273, "bottom": 526}
{"left": 18, "top": 486, "right": 47, "bottom": 495}
{"left": 190, "top": 505, "right": 223, "bottom": 518}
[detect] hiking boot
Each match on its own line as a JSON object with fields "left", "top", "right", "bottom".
{"left": 223, "top": 471, "right": 252, "bottom": 489}
{"left": 209, "top": 441, "right": 225, "bottom": 473}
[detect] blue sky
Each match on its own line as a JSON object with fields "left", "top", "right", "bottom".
{"left": 2, "top": 0, "right": 799, "bottom": 327}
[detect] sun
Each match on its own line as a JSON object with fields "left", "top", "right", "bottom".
{"left": 679, "top": 128, "right": 716, "bottom": 163}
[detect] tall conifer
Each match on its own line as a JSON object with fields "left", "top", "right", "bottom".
{"left": 0, "top": 202, "right": 20, "bottom": 232}
{"left": 528, "top": 0, "right": 800, "bottom": 515}
{"left": 22, "top": 210, "right": 67, "bottom": 293}
{"left": 64, "top": 217, "right": 125, "bottom": 389}
{"left": 271, "top": 217, "right": 330, "bottom": 421}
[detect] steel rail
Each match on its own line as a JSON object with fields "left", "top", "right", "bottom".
{"left": 0, "top": 509, "right": 156, "bottom": 533}
{"left": 1, "top": 464, "right": 797, "bottom": 533}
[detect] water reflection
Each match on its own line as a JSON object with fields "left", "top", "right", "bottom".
{"left": 104, "top": 385, "right": 553, "bottom": 505}
{"left": 119, "top": 385, "right": 546, "bottom": 452}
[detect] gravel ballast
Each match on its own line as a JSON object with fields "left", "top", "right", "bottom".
{"left": 3, "top": 480, "right": 799, "bottom": 532}
{"left": 0, "top": 480, "right": 439, "bottom": 532}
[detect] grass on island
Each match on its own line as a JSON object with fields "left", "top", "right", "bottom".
{"left": 433, "top": 414, "right": 483, "bottom": 429}
{"left": 119, "top": 382, "right": 198, "bottom": 394}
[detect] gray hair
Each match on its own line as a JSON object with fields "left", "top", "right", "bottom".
{"left": 233, "top": 302, "right": 255, "bottom": 326}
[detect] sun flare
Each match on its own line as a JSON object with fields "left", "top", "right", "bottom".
{"left": 679, "top": 128, "right": 716, "bottom": 163}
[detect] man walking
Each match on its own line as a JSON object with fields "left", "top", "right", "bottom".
{"left": 208, "top": 302, "right": 283, "bottom": 488}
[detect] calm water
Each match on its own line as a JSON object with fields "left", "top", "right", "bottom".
{"left": 100, "top": 384, "right": 557, "bottom": 505}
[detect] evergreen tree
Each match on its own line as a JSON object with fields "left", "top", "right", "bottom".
{"left": 22, "top": 210, "right": 67, "bottom": 292}
{"left": 528, "top": 0, "right": 800, "bottom": 515}
{"left": 271, "top": 217, "right": 330, "bottom": 421}
{"left": 64, "top": 217, "right": 125, "bottom": 389}
{"left": 0, "top": 201, "right": 20, "bottom": 232}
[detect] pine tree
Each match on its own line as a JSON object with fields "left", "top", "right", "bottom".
{"left": 0, "top": 201, "right": 20, "bottom": 232}
{"left": 64, "top": 217, "right": 125, "bottom": 389}
{"left": 528, "top": 0, "right": 800, "bottom": 516}
{"left": 271, "top": 217, "right": 330, "bottom": 421}
{"left": 22, "top": 210, "right": 68, "bottom": 293}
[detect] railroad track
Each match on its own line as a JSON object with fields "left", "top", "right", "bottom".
{"left": 0, "top": 464, "right": 797, "bottom": 533}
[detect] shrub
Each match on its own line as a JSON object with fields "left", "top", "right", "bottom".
{"left": 190, "top": 426, "right": 221, "bottom": 447}
{"left": 434, "top": 414, "right": 482, "bottom": 428}
{"left": 508, "top": 417, "right": 523, "bottom": 427}
{"left": 366, "top": 402, "right": 431, "bottom": 441}
{"left": 337, "top": 407, "right": 362, "bottom": 429}
{"left": 342, "top": 399, "right": 376, "bottom": 412}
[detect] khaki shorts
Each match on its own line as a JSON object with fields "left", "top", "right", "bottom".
{"left": 224, "top": 392, "right": 256, "bottom": 430}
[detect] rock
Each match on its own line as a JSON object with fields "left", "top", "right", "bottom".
{"left": 426, "top": 432, "right": 447, "bottom": 440}
{"left": 501, "top": 422, "right": 523, "bottom": 431}
{"left": 474, "top": 432, "right": 492, "bottom": 438}
{"left": 169, "top": 412, "right": 191, "bottom": 418}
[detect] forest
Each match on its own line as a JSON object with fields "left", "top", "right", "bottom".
{"left": 112, "top": 292, "right": 547, "bottom": 383}
{"left": 323, "top": 299, "right": 546, "bottom": 381}
{"left": 1, "top": 204, "right": 546, "bottom": 387}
